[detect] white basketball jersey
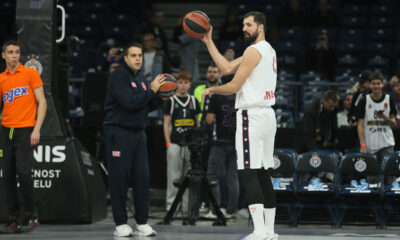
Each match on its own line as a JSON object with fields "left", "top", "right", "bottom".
{"left": 363, "top": 94, "right": 395, "bottom": 153}
{"left": 235, "top": 40, "right": 277, "bottom": 109}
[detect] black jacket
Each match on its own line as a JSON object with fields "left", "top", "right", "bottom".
{"left": 104, "top": 64, "right": 161, "bottom": 129}
{"left": 295, "top": 98, "right": 338, "bottom": 153}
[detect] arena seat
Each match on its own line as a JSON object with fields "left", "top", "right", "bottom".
{"left": 380, "top": 152, "right": 400, "bottom": 227}
{"left": 294, "top": 151, "right": 338, "bottom": 226}
{"left": 271, "top": 149, "right": 297, "bottom": 225}
{"left": 336, "top": 152, "right": 383, "bottom": 228}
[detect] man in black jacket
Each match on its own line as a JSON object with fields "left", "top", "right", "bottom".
{"left": 295, "top": 90, "right": 339, "bottom": 154}
{"left": 103, "top": 42, "right": 165, "bottom": 237}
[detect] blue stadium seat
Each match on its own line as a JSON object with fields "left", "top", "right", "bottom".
{"left": 277, "top": 70, "right": 296, "bottom": 81}
{"left": 336, "top": 153, "right": 383, "bottom": 228}
{"left": 371, "top": 4, "right": 395, "bottom": 16}
{"left": 334, "top": 67, "right": 360, "bottom": 78}
{"left": 299, "top": 71, "right": 323, "bottom": 82}
{"left": 275, "top": 41, "right": 303, "bottom": 55}
{"left": 79, "top": 38, "right": 96, "bottom": 49}
{"left": 83, "top": 1, "right": 109, "bottom": 14}
{"left": 275, "top": 109, "right": 295, "bottom": 128}
{"left": 370, "top": 16, "right": 394, "bottom": 28}
{"left": 103, "top": 25, "right": 133, "bottom": 43}
{"left": 82, "top": 13, "right": 106, "bottom": 25}
{"left": 63, "top": 1, "right": 83, "bottom": 14}
{"left": 271, "top": 149, "right": 297, "bottom": 224}
{"left": 339, "top": 40, "right": 364, "bottom": 53}
{"left": 340, "top": 28, "right": 366, "bottom": 42}
{"left": 294, "top": 151, "right": 338, "bottom": 226}
{"left": 337, "top": 54, "right": 360, "bottom": 68}
{"left": 368, "top": 28, "right": 393, "bottom": 41}
{"left": 367, "top": 55, "right": 390, "bottom": 68}
{"left": 110, "top": 14, "right": 135, "bottom": 26}
{"left": 279, "top": 28, "right": 305, "bottom": 42}
{"left": 341, "top": 5, "right": 368, "bottom": 17}
{"left": 75, "top": 25, "right": 101, "bottom": 39}
{"left": 70, "top": 50, "right": 103, "bottom": 77}
{"left": 342, "top": 16, "right": 367, "bottom": 28}
{"left": 367, "top": 41, "right": 392, "bottom": 55}
{"left": 380, "top": 152, "right": 400, "bottom": 227}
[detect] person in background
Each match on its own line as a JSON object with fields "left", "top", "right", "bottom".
{"left": 337, "top": 92, "right": 353, "bottom": 128}
{"left": 0, "top": 40, "right": 47, "bottom": 233}
{"left": 391, "top": 82, "right": 400, "bottom": 128}
{"left": 172, "top": 16, "right": 200, "bottom": 82}
{"left": 295, "top": 90, "right": 340, "bottom": 154}
{"left": 163, "top": 71, "right": 200, "bottom": 214}
{"left": 305, "top": 32, "right": 336, "bottom": 81}
{"left": 356, "top": 72, "right": 397, "bottom": 164}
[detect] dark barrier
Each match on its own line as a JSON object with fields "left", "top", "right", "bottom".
{"left": 0, "top": 137, "right": 107, "bottom": 223}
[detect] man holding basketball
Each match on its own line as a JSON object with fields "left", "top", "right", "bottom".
{"left": 103, "top": 42, "right": 165, "bottom": 237}
{"left": 201, "top": 12, "right": 278, "bottom": 240}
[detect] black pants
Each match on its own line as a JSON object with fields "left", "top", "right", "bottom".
{"left": 104, "top": 126, "right": 150, "bottom": 226}
{"left": 0, "top": 126, "right": 34, "bottom": 217}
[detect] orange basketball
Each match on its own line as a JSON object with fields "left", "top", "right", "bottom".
{"left": 182, "top": 10, "right": 210, "bottom": 38}
{"left": 158, "top": 73, "right": 177, "bottom": 98}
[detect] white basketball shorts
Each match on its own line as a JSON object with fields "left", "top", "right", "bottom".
{"left": 236, "top": 107, "right": 276, "bottom": 170}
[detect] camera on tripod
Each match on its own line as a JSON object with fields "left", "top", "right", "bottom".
{"left": 179, "top": 127, "right": 208, "bottom": 152}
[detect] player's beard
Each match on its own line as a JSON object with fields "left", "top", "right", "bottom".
{"left": 243, "top": 31, "right": 258, "bottom": 44}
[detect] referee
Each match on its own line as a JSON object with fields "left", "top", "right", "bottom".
{"left": 0, "top": 40, "right": 47, "bottom": 233}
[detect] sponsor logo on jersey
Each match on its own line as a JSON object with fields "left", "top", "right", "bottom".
{"left": 3, "top": 86, "right": 29, "bottom": 103}
{"left": 112, "top": 151, "right": 121, "bottom": 157}
{"left": 264, "top": 90, "right": 275, "bottom": 101}
{"left": 141, "top": 82, "right": 147, "bottom": 91}
{"left": 131, "top": 82, "right": 137, "bottom": 88}
{"left": 310, "top": 153, "right": 322, "bottom": 168}
{"left": 174, "top": 119, "right": 195, "bottom": 127}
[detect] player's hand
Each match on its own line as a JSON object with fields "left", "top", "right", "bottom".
{"left": 201, "top": 87, "right": 213, "bottom": 102}
{"left": 200, "top": 25, "right": 213, "bottom": 45}
{"left": 150, "top": 74, "right": 166, "bottom": 93}
{"left": 360, "top": 145, "right": 368, "bottom": 153}
{"left": 30, "top": 130, "right": 40, "bottom": 146}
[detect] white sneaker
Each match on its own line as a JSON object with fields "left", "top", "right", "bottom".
{"left": 242, "top": 232, "right": 269, "bottom": 240}
{"left": 134, "top": 224, "right": 156, "bottom": 236}
{"left": 265, "top": 233, "right": 279, "bottom": 240}
{"left": 113, "top": 224, "right": 133, "bottom": 237}
{"left": 237, "top": 208, "right": 250, "bottom": 219}
{"left": 221, "top": 208, "right": 235, "bottom": 219}
{"left": 202, "top": 210, "right": 217, "bottom": 220}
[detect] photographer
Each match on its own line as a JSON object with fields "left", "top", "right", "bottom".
{"left": 295, "top": 90, "right": 340, "bottom": 154}
{"left": 163, "top": 71, "right": 200, "bottom": 213}
{"left": 102, "top": 46, "right": 124, "bottom": 72}
{"left": 356, "top": 72, "right": 397, "bottom": 164}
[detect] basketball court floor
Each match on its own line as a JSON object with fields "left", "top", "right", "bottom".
{"left": 4, "top": 209, "right": 400, "bottom": 240}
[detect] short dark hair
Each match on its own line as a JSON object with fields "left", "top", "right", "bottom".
{"left": 323, "top": 90, "right": 340, "bottom": 102}
{"left": 369, "top": 72, "right": 384, "bottom": 83}
{"left": 124, "top": 42, "right": 143, "bottom": 56}
{"left": 2, "top": 40, "right": 20, "bottom": 53}
{"left": 244, "top": 11, "right": 267, "bottom": 30}
{"left": 208, "top": 61, "right": 217, "bottom": 68}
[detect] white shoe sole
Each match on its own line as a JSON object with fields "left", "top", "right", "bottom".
{"left": 113, "top": 231, "right": 133, "bottom": 237}
{"left": 134, "top": 230, "right": 156, "bottom": 236}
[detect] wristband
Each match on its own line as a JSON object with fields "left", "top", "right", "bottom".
{"left": 166, "top": 142, "right": 171, "bottom": 148}
{"left": 360, "top": 143, "right": 366, "bottom": 147}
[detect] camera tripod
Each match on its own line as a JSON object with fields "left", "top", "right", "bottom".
{"left": 160, "top": 146, "right": 226, "bottom": 226}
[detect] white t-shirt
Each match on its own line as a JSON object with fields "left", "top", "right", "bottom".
{"left": 363, "top": 94, "right": 395, "bottom": 153}
{"left": 235, "top": 40, "right": 277, "bottom": 109}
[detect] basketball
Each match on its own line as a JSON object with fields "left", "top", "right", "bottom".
{"left": 182, "top": 10, "right": 210, "bottom": 38}
{"left": 158, "top": 73, "right": 177, "bottom": 98}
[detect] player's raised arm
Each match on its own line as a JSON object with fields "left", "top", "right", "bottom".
{"left": 200, "top": 26, "right": 242, "bottom": 75}
{"left": 201, "top": 47, "right": 260, "bottom": 101}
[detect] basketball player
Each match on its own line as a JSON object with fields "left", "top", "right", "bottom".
{"left": 201, "top": 11, "right": 277, "bottom": 240}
